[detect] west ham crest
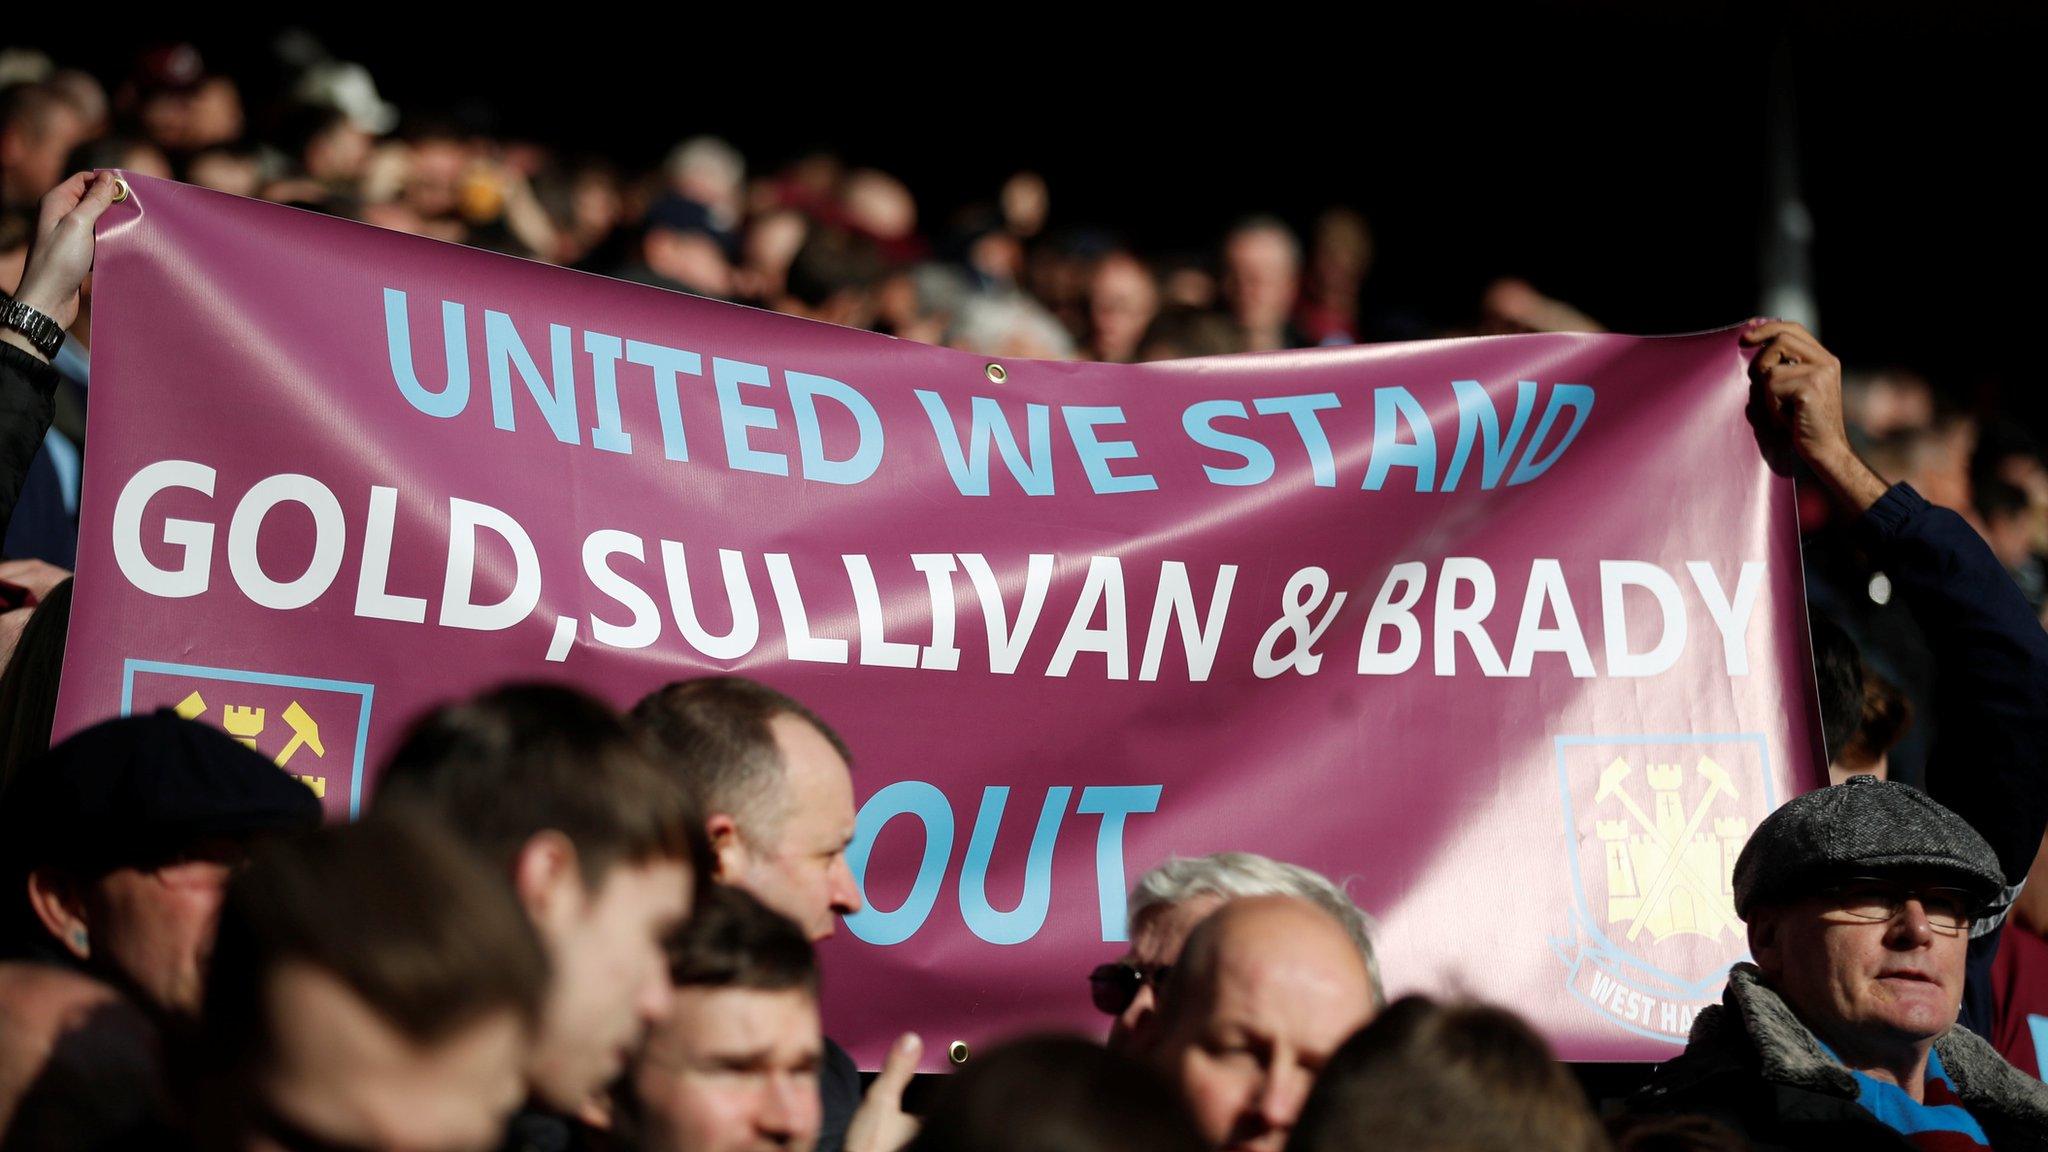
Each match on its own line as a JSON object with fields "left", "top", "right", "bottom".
{"left": 1551, "top": 734, "right": 1777, "bottom": 1043}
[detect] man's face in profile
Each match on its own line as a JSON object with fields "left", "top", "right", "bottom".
{"left": 41, "top": 837, "right": 249, "bottom": 1017}
{"left": 725, "top": 716, "right": 861, "bottom": 943}
{"left": 529, "top": 858, "right": 691, "bottom": 1110}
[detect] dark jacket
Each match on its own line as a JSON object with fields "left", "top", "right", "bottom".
{"left": 817, "top": 1036, "right": 861, "bottom": 1152}
{"left": 1856, "top": 484, "right": 2048, "bottom": 1039}
{"left": 0, "top": 342, "right": 59, "bottom": 546}
{"left": 501, "top": 1105, "right": 617, "bottom": 1152}
{"left": 1631, "top": 963, "right": 2048, "bottom": 1150}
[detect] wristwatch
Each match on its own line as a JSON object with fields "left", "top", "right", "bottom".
{"left": 0, "top": 298, "right": 64, "bottom": 359}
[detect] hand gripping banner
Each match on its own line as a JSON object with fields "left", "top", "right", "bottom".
{"left": 55, "top": 174, "right": 1825, "bottom": 1064}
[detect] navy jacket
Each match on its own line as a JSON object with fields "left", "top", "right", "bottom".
{"left": 1855, "top": 483, "right": 2048, "bottom": 1038}
{"left": 0, "top": 343, "right": 58, "bottom": 546}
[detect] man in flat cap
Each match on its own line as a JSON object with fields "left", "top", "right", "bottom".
{"left": 0, "top": 709, "right": 321, "bottom": 1017}
{"left": 1631, "top": 775, "right": 2048, "bottom": 1148}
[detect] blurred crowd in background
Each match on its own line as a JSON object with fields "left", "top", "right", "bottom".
{"left": 4, "top": 27, "right": 2048, "bottom": 1152}
{"left": 4, "top": 34, "right": 2046, "bottom": 794}
{"left": 1, "top": 36, "right": 1613, "bottom": 369}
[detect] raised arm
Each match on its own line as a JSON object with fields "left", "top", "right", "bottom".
{"left": 2, "top": 172, "right": 120, "bottom": 542}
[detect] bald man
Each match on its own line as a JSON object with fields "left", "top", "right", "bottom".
{"left": 1148, "top": 896, "right": 1376, "bottom": 1152}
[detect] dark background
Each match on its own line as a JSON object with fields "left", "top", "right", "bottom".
{"left": 18, "top": 6, "right": 2041, "bottom": 413}
{"left": 17, "top": 4, "right": 2038, "bottom": 1090}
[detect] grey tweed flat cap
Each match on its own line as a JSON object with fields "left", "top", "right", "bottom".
{"left": 1732, "top": 774, "right": 2005, "bottom": 918}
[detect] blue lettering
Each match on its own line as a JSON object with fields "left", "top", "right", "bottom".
{"left": 583, "top": 332, "right": 632, "bottom": 455}
{"left": 1363, "top": 385, "right": 1436, "bottom": 492}
{"left": 959, "top": 786, "right": 1072, "bottom": 945}
{"left": 915, "top": 391, "right": 1054, "bottom": 496}
{"left": 1442, "top": 379, "right": 1537, "bottom": 490}
{"left": 1077, "top": 785, "right": 1162, "bottom": 941}
{"left": 1063, "top": 406, "right": 1157, "bottom": 495}
{"left": 1253, "top": 393, "right": 1341, "bottom": 488}
{"left": 1509, "top": 383, "right": 1595, "bottom": 485}
{"left": 712, "top": 357, "right": 788, "bottom": 477}
{"left": 484, "top": 310, "right": 580, "bottom": 444}
{"left": 383, "top": 289, "right": 469, "bottom": 418}
{"left": 1182, "top": 400, "right": 1274, "bottom": 486}
{"left": 624, "top": 339, "right": 700, "bottom": 462}
{"left": 844, "top": 781, "right": 955, "bottom": 947}
{"left": 788, "top": 371, "right": 883, "bottom": 485}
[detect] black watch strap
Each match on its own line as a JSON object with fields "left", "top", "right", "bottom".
{"left": 0, "top": 298, "right": 64, "bottom": 359}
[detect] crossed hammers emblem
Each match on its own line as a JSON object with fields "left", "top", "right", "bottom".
{"left": 1595, "top": 756, "right": 1741, "bottom": 942}
{"left": 173, "top": 691, "right": 327, "bottom": 772}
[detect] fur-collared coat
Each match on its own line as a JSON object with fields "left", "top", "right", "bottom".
{"left": 1628, "top": 964, "right": 2048, "bottom": 1151}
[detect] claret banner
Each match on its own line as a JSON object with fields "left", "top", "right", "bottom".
{"left": 57, "top": 174, "right": 1824, "bottom": 1064}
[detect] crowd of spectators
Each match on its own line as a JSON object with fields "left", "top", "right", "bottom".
{"left": 2, "top": 35, "right": 2048, "bottom": 1152}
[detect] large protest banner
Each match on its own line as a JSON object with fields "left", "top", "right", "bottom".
{"left": 55, "top": 173, "right": 1824, "bottom": 1064}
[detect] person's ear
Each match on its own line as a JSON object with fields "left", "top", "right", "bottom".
{"left": 512, "top": 831, "right": 585, "bottom": 936}
{"left": 1748, "top": 910, "right": 1783, "bottom": 977}
{"left": 26, "top": 868, "right": 92, "bottom": 960}
{"left": 706, "top": 813, "right": 747, "bottom": 883}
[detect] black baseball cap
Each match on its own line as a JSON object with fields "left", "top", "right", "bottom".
{"left": 1, "top": 710, "right": 322, "bottom": 876}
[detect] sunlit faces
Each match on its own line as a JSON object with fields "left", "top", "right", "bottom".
{"left": 633, "top": 986, "right": 824, "bottom": 1152}
{"left": 1107, "top": 894, "right": 1227, "bottom": 1053}
{"left": 1157, "top": 899, "right": 1374, "bottom": 1152}
{"left": 726, "top": 716, "right": 861, "bottom": 942}
{"left": 1751, "top": 872, "right": 1971, "bottom": 1054}
{"left": 527, "top": 858, "right": 692, "bottom": 1111}
{"left": 259, "top": 963, "right": 528, "bottom": 1152}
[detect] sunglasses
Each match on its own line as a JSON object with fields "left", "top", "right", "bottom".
{"left": 1089, "top": 962, "right": 1170, "bottom": 1016}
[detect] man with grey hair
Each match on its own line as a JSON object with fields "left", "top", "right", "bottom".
{"left": 946, "top": 293, "right": 1077, "bottom": 360}
{"left": 1629, "top": 776, "right": 2048, "bottom": 1147}
{"left": 663, "top": 135, "right": 745, "bottom": 241}
{"left": 1091, "top": 851, "right": 1382, "bottom": 1053}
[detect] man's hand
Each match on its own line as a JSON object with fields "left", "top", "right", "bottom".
{"left": 5, "top": 172, "right": 123, "bottom": 361}
{"left": 0, "top": 561, "right": 70, "bottom": 669}
{"left": 1743, "top": 319, "right": 1890, "bottom": 514}
{"left": 0, "top": 558, "right": 71, "bottom": 606}
{"left": 844, "top": 1032, "right": 922, "bottom": 1152}
{"left": 0, "top": 605, "right": 30, "bottom": 670}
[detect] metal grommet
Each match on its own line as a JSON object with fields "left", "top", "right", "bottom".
{"left": 984, "top": 363, "right": 1006, "bottom": 384}
{"left": 948, "top": 1040, "right": 970, "bottom": 1065}
{"left": 110, "top": 176, "right": 131, "bottom": 203}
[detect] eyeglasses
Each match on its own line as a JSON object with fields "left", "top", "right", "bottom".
{"left": 1089, "top": 962, "right": 1170, "bottom": 1016}
{"left": 1817, "top": 877, "right": 1976, "bottom": 936}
